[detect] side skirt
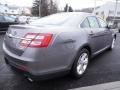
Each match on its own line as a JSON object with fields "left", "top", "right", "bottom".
{"left": 92, "top": 45, "right": 110, "bottom": 58}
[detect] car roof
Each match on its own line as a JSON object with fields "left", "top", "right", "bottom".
{"left": 57, "top": 12, "right": 94, "bottom": 17}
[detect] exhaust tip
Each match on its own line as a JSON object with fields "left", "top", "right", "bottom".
{"left": 27, "top": 77, "right": 34, "bottom": 82}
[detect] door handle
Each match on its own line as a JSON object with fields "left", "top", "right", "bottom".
{"left": 89, "top": 33, "right": 94, "bottom": 35}
{"left": 89, "top": 31, "right": 94, "bottom": 35}
{"left": 63, "top": 39, "right": 75, "bottom": 43}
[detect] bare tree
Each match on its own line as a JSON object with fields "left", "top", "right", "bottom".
{"left": 32, "top": 0, "right": 58, "bottom": 17}
{"left": 49, "top": 0, "right": 58, "bottom": 14}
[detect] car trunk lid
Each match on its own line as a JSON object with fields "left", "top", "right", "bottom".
{"left": 4, "top": 25, "right": 52, "bottom": 56}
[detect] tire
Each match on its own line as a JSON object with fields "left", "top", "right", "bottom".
{"left": 71, "top": 48, "right": 90, "bottom": 78}
{"left": 108, "top": 37, "right": 116, "bottom": 50}
{"left": 4, "top": 58, "right": 9, "bottom": 64}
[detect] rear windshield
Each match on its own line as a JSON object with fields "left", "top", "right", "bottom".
{"left": 29, "top": 13, "right": 71, "bottom": 26}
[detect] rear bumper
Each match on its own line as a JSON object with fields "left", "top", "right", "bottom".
{"left": 4, "top": 57, "right": 69, "bottom": 81}
{"left": 4, "top": 53, "right": 29, "bottom": 72}
{"left": 3, "top": 42, "right": 72, "bottom": 80}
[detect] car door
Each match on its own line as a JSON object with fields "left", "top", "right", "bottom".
{"left": 97, "top": 17, "right": 112, "bottom": 47}
{"left": 0, "top": 15, "right": 7, "bottom": 32}
{"left": 87, "top": 16, "right": 106, "bottom": 53}
{"left": 4, "top": 15, "right": 16, "bottom": 29}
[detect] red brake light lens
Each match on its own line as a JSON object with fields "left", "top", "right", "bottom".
{"left": 20, "top": 33, "right": 53, "bottom": 48}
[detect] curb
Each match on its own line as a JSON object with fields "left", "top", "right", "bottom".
{"left": 69, "top": 81, "right": 120, "bottom": 90}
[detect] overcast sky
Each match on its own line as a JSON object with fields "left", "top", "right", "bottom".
{"left": 0, "top": 0, "right": 115, "bottom": 9}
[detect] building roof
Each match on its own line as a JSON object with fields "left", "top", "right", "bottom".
{"left": 96, "top": 2, "right": 120, "bottom": 11}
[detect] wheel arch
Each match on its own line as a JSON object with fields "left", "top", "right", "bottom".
{"left": 70, "top": 44, "right": 92, "bottom": 70}
{"left": 79, "top": 44, "right": 92, "bottom": 56}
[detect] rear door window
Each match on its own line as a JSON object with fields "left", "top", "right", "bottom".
{"left": 88, "top": 16, "right": 100, "bottom": 28}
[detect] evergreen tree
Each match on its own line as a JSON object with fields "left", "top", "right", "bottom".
{"left": 69, "top": 6, "right": 73, "bottom": 12}
{"left": 64, "top": 4, "right": 73, "bottom": 12}
{"left": 64, "top": 4, "right": 68, "bottom": 12}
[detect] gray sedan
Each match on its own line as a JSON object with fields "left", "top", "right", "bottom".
{"left": 3, "top": 12, "right": 116, "bottom": 81}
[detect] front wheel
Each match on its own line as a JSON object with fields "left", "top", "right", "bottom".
{"left": 71, "top": 49, "right": 90, "bottom": 78}
{"left": 108, "top": 37, "right": 116, "bottom": 50}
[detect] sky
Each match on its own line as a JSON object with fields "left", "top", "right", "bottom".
{"left": 0, "top": 0, "right": 115, "bottom": 9}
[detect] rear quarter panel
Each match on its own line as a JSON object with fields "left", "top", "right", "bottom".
{"left": 51, "top": 27, "right": 89, "bottom": 70}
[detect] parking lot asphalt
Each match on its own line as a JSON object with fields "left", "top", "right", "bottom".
{"left": 1, "top": 33, "right": 120, "bottom": 90}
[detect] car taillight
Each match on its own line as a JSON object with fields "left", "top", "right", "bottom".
{"left": 20, "top": 33, "right": 53, "bottom": 48}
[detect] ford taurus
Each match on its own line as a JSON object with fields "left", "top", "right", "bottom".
{"left": 3, "top": 12, "right": 116, "bottom": 81}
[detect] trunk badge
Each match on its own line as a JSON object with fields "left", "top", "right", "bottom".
{"left": 13, "top": 31, "right": 17, "bottom": 36}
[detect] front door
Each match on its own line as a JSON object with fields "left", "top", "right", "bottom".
{"left": 97, "top": 17, "right": 113, "bottom": 47}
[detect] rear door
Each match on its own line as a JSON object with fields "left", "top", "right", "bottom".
{"left": 87, "top": 16, "right": 106, "bottom": 53}
{"left": 97, "top": 17, "right": 112, "bottom": 47}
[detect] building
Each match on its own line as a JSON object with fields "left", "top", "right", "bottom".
{"left": 8, "top": 5, "right": 31, "bottom": 15}
{"left": 0, "top": 4, "right": 31, "bottom": 15}
{"left": 0, "top": 4, "right": 9, "bottom": 14}
{"left": 95, "top": 1, "right": 120, "bottom": 23}
{"left": 74, "top": 8, "right": 94, "bottom": 13}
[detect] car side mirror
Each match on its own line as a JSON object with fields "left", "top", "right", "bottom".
{"left": 107, "top": 24, "right": 116, "bottom": 29}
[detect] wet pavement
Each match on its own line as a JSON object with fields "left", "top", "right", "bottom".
{"left": 1, "top": 34, "right": 120, "bottom": 90}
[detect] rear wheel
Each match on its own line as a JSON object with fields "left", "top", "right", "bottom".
{"left": 71, "top": 48, "right": 90, "bottom": 78}
{"left": 4, "top": 58, "right": 9, "bottom": 64}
